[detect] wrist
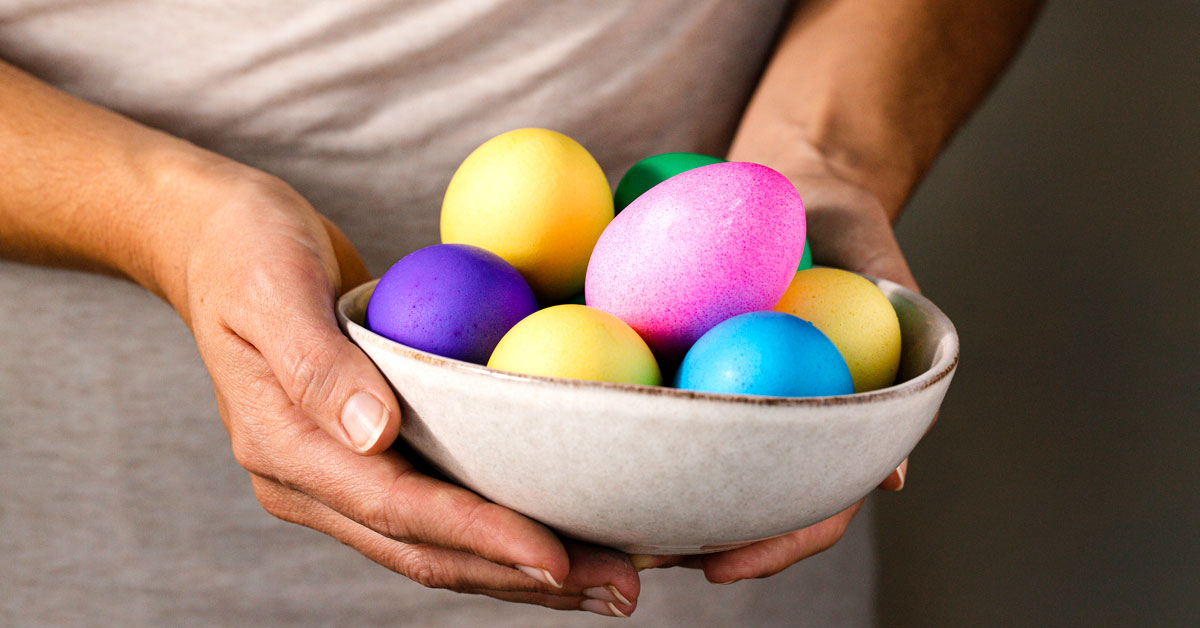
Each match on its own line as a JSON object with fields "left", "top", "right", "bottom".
{"left": 727, "top": 116, "right": 919, "bottom": 291}
{"left": 727, "top": 109, "right": 917, "bottom": 222}
{"left": 130, "top": 143, "right": 283, "bottom": 323}
{"left": 117, "top": 143, "right": 214, "bottom": 313}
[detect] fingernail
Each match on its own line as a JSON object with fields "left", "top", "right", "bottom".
{"left": 894, "top": 465, "right": 906, "bottom": 491}
{"left": 515, "top": 564, "right": 562, "bottom": 588}
{"left": 716, "top": 579, "right": 740, "bottom": 585}
{"left": 583, "top": 584, "right": 632, "bottom": 606}
{"left": 580, "top": 599, "right": 627, "bottom": 618}
{"left": 341, "top": 392, "right": 387, "bottom": 452}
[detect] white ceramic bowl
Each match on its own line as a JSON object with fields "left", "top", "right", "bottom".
{"left": 337, "top": 278, "right": 957, "bottom": 555}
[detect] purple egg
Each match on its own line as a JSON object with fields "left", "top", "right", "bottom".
{"left": 366, "top": 244, "right": 538, "bottom": 364}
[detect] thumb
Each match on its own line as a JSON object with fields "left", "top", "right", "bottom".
{"left": 803, "top": 195, "right": 919, "bottom": 492}
{"left": 796, "top": 180, "right": 920, "bottom": 293}
{"left": 237, "top": 268, "right": 402, "bottom": 455}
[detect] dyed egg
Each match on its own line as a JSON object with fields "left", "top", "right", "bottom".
{"left": 441, "top": 128, "right": 614, "bottom": 303}
{"left": 366, "top": 244, "right": 538, "bottom": 364}
{"left": 586, "top": 162, "right": 806, "bottom": 360}
{"left": 774, "top": 268, "right": 901, "bottom": 392}
{"left": 798, "top": 239, "right": 813, "bottom": 271}
{"left": 488, "top": 305, "right": 661, "bottom": 386}
{"left": 613, "top": 152, "right": 725, "bottom": 213}
{"left": 674, "top": 311, "right": 853, "bottom": 397}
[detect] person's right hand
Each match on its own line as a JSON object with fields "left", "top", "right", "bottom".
{"left": 167, "top": 159, "right": 639, "bottom": 617}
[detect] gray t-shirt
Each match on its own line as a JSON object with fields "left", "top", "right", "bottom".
{"left": 0, "top": 2, "right": 877, "bottom": 625}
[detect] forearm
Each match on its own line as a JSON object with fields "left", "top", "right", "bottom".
{"left": 0, "top": 59, "right": 233, "bottom": 307}
{"left": 729, "top": 0, "right": 1043, "bottom": 217}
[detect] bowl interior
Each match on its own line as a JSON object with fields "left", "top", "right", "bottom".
{"left": 336, "top": 276, "right": 958, "bottom": 553}
{"left": 338, "top": 276, "right": 957, "bottom": 401}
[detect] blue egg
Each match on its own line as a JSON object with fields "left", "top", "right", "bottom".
{"left": 674, "top": 311, "right": 854, "bottom": 397}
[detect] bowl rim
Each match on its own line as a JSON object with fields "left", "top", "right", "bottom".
{"left": 337, "top": 276, "right": 958, "bottom": 407}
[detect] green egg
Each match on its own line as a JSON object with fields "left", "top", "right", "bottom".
{"left": 798, "top": 239, "right": 812, "bottom": 271}
{"left": 613, "top": 152, "right": 725, "bottom": 213}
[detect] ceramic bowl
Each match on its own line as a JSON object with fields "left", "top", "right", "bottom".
{"left": 337, "top": 278, "right": 957, "bottom": 554}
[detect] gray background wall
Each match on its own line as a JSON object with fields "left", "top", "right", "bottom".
{"left": 876, "top": 1, "right": 1198, "bottom": 626}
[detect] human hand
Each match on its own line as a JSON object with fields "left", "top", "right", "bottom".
{"left": 684, "top": 1, "right": 1042, "bottom": 575}
{"left": 785, "top": 155, "right": 919, "bottom": 495}
{"left": 165, "top": 161, "right": 639, "bottom": 616}
{"left": 633, "top": 147, "right": 917, "bottom": 582}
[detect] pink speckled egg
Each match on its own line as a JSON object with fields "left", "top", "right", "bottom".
{"left": 585, "top": 161, "right": 806, "bottom": 360}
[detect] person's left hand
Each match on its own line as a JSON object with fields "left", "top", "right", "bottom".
{"left": 633, "top": 148, "right": 916, "bottom": 583}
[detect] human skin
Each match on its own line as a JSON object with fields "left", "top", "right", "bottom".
{"left": 0, "top": 60, "right": 639, "bottom": 616}
{"left": 0, "top": 0, "right": 1042, "bottom": 617}
{"left": 630, "top": 0, "right": 1045, "bottom": 583}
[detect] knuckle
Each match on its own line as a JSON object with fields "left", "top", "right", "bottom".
{"left": 374, "top": 472, "right": 494, "bottom": 554}
{"left": 436, "top": 489, "right": 482, "bottom": 532}
{"left": 250, "top": 479, "right": 293, "bottom": 521}
{"left": 406, "top": 558, "right": 442, "bottom": 589}
{"left": 246, "top": 256, "right": 329, "bottom": 299}
{"left": 374, "top": 469, "right": 421, "bottom": 543}
{"left": 253, "top": 488, "right": 281, "bottom": 517}
{"left": 280, "top": 340, "right": 339, "bottom": 413}
{"left": 230, "top": 432, "right": 271, "bottom": 477}
{"left": 434, "top": 489, "right": 497, "bottom": 556}
{"left": 402, "top": 551, "right": 465, "bottom": 592}
{"left": 222, "top": 388, "right": 321, "bottom": 481}
{"left": 806, "top": 525, "right": 848, "bottom": 558}
{"left": 448, "top": 500, "right": 493, "bottom": 551}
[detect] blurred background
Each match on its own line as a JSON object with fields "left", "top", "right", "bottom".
{"left": 875, "top": 1, "right": 1198, "bottom": 626}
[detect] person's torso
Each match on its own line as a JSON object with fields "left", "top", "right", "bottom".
{"left": 0, "top": 2, "right": 879, "bottom": 625}
{"left": 5, "top": 0, "right": 790, "bottom": 271}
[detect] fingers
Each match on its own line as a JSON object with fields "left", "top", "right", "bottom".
{"left": 798, "top": 180, "right": 921, "bottom": 494}
{"left": 878, "top": 458, "right": 908, "bottom": 491}
{"left": 474, "top": 541, "right": 641, "bottom": 616}
{"left": 250, "top": 476, "right": 639, "bottom": 615}
{"left": 465, "top": 590, "right": 588, "bottom": 612}
{"left": 804, "top": 197, "right": 919, "bottom": 292}
{"left": 698, "top": 501, "right": 862, "bottom": 584}
{"left": 209, "top": 323, "right": 573, "bottom": 590}
{"left": 557, "top": 541, "right": 639, "bottom": 609}
{"left": 189, "top": 190, "right": 390, "bottom": 453}
{"left": 261, "top": 414, "right": 573, "bottom": 584}
{"left": 230, "top": 258, "right": 400, "bottom": 455}
{"left": 409, "top": 543, "right": 637, "bottom": 616}
{"left": 250, "top": 474, "right": 556, "bottom": 592}
{"left": 469, "top": 590, "right": 634, "bottom": 618}
{"left": 189, "top": 194, "right": 632, "bottom": 609}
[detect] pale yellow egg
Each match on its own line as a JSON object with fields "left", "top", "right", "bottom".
{"left": 773, "top": 268, "right": 901, "bottom": 393}
{"left": 441, "top": 128, "right": 614, "bottom": 303}
{"left": 488, "top": 305, "right": 661, "bottom": 386}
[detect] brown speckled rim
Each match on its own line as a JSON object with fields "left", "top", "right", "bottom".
{"left": 336, "top": 278, "right": 959, "bottom": 407}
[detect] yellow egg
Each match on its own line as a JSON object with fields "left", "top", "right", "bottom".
{"left": 488, "top": 305, "right": 661, "bottom": 386}
{"left": 441, "top": 128, "right": 614, "bottom": 303}
{"left": 773, "top": 268, "right": 901, "bottom": 393}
